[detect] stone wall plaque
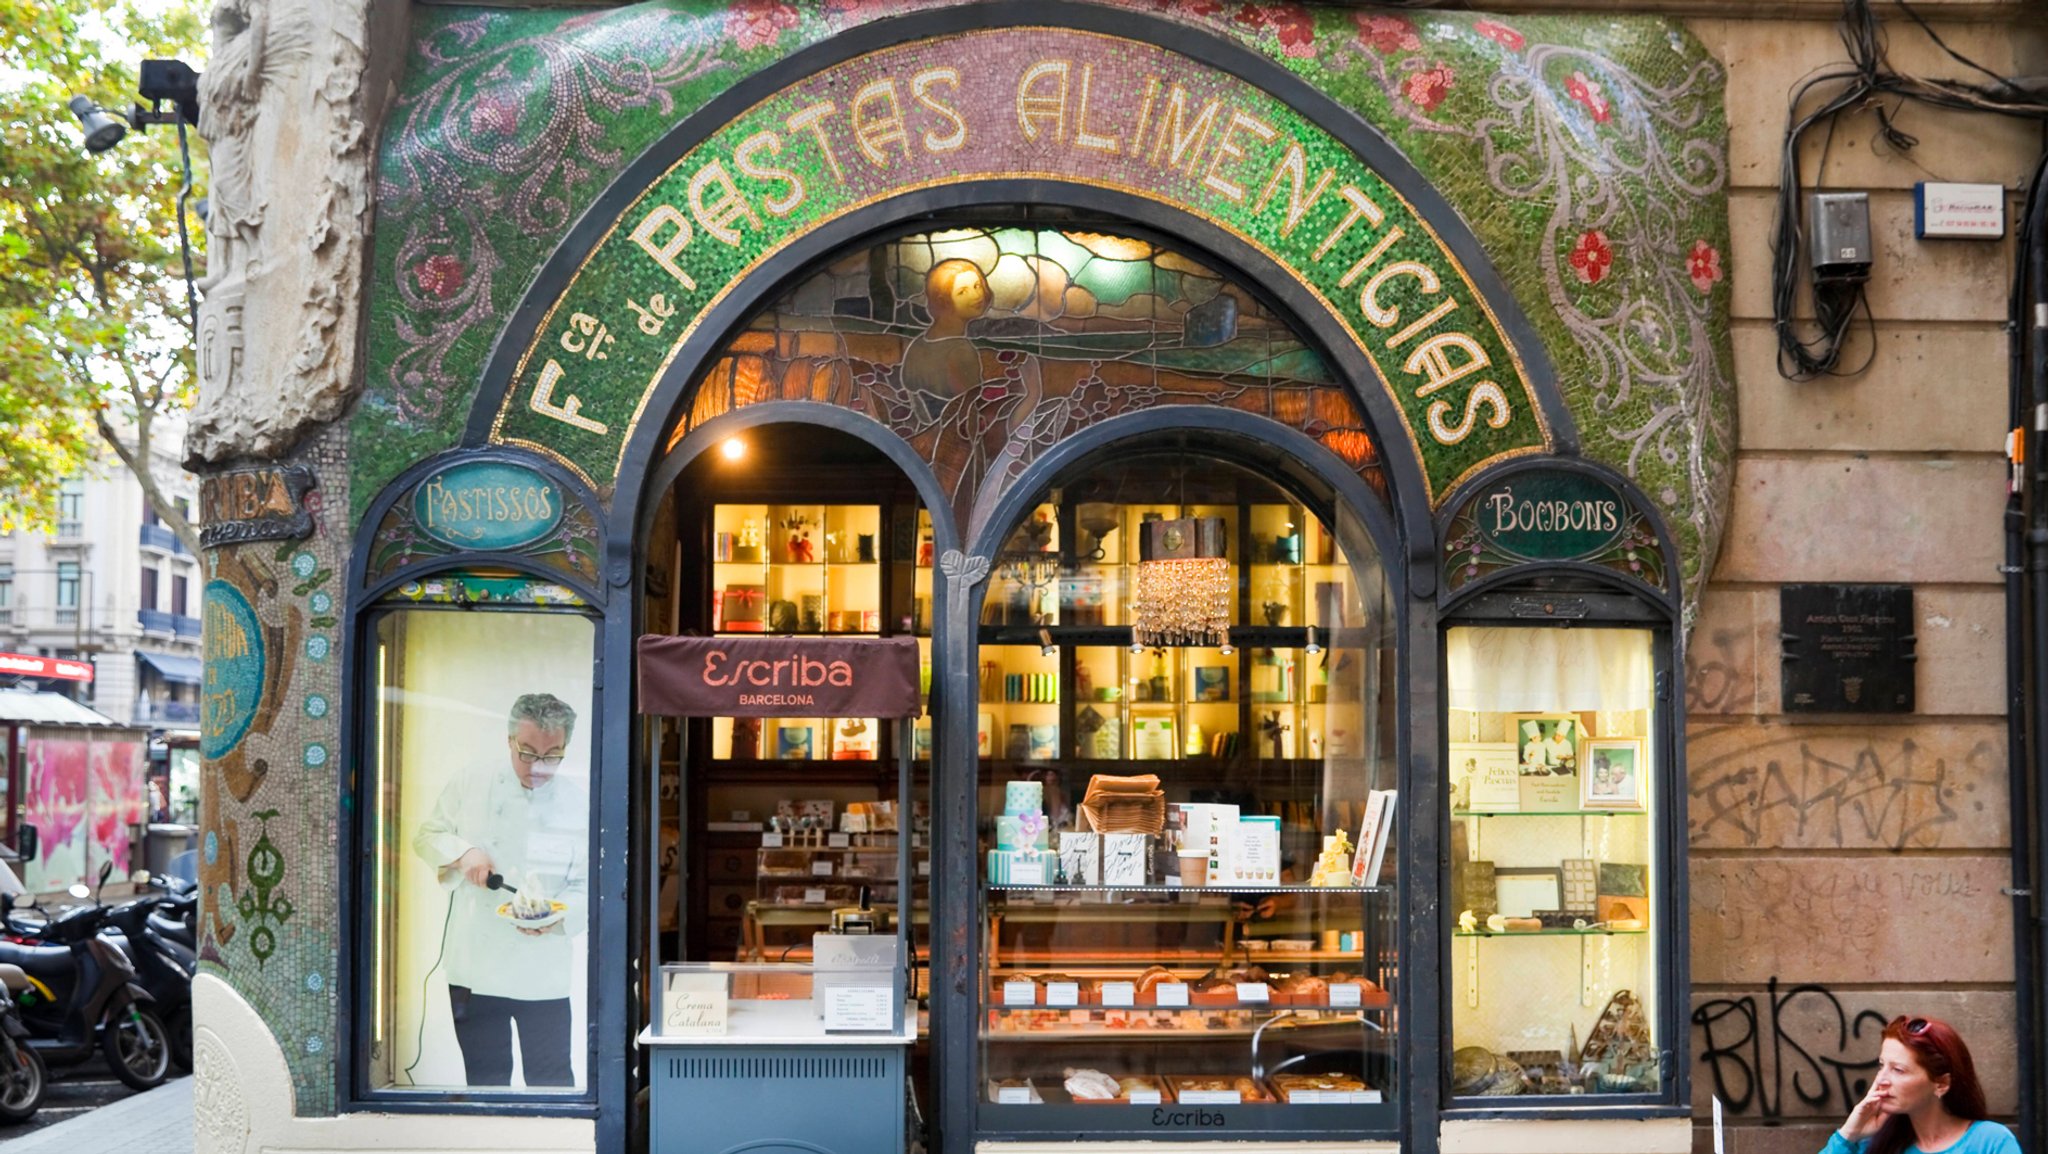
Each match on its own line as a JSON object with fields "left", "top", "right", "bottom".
{"left": 1780, "top": 584, "right": 1915, "bottom": 713}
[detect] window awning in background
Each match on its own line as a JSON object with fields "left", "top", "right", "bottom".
{"left": 136, "top": 651, "right": 203, "bottom": 686}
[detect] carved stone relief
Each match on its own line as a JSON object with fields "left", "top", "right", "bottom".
{"left": 189, "top": 0, "right": 374, "bottom": 464}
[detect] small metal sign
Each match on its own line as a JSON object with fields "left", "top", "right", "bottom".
{"left": 1473, "top": 470, "right": 1628, "bottom": 561}
{"left": 412, "top": 460, "right": 563, "bottom": 551}
{"left": 199, "top": 465, "right": 315, "bottom": 547}
{"left": 1780, "top": 584, "right": 1915, "bottom": 713}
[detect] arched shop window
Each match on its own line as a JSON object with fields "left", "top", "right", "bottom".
{"left": 361, "top": 575, "right": 600, "bottom": 1098}
{"left": 973, "top": 441, "right": 1400, "bottom": 1137}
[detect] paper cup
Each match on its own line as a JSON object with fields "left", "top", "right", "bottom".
{"left": 1178, "top": 854, "right": 1209, "bottom": 887}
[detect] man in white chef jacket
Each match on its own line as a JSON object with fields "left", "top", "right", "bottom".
{"left": 413, "top": 692, "right": 588, "bottom": 1087}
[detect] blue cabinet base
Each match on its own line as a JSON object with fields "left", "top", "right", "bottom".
{"left": 650, "top": 1044, "right": 907, "bottom": 1154}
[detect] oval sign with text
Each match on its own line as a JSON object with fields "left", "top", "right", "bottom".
{"left": 412, "top": 460, "right": 563, "bottom": 552}
{"left": 1472, "top": 470, "right": 1628, "bottom": 562}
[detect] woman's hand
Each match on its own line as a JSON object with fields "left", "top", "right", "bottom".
{"left": 1839, "top": 1081, "right": 1887, "bottom": 1143}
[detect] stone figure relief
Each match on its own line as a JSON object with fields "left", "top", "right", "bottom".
{"left": 189, "top": 0, "right": 374, "bottom": 464}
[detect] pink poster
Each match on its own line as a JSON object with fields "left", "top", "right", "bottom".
{"left": 22, "top": 733, "right": 89, "bottom": 893}
{"left": 89, "top": 741, "right": 144, "bottom": 878}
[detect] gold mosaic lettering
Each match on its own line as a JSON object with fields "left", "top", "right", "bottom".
{"left": 1387, "top": 296, "right": 1460, "bottom": 350}
{"left": 1360, "top": 261, "right": 1440, "bottom": 328}
{"left": 784, "top": 102, "right": 845, "bottom": 183}
{"left": 1073, "top": 64, "right": 1120, "bottom": 154}
{"left": 1428, "top": 381, "right": 1512, "bottom": 445}
{"left": 1318, "top": 187, "right": 1385, "bottom": 264}
{"left": 1148, "top": 86, "right": 1220, "bottom": 175}
{"left": 628, "top": 204, "right": 698, "bottom": 291}
{"left": 1251, "top": 144, "right": 1334, "bottom": 239}
{"left": 1404, "top": 331, "right": 1489, "bottom": 398}
{"left": 851, "top": 78, "right": 911, "bottom": 167}
{"left": 1337, "top": 225, "right": 1403, "bottom": 289}
{"left": 734, "top": 131, "right": 805, "bottom": 216}
{"left": 912, "top": 68, "right": 966, "bottom": 152}
{"left": 1201, "top": 110, "right": 1274, "bottom": 202}
{"left": 688, "top": 160, "right": 762, "bottom": 246}
{"left": 1017, "top": 61, "right": 1069, "bottom": 143}
{"left": 529, "top": 358, "right": 610, "bottom": 435}
{"left": 1130, "top": 76, "right": 1161, "bottom": 157}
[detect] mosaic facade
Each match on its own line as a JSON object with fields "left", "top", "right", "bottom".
{"left": 200, "top": 0, "right": 1730, "bottom": 1115}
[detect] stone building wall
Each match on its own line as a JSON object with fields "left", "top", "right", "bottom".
{"left": 1681, "top": 5, "right": 2042, "bottom": 1151}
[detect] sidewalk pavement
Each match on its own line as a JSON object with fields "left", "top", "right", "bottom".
{"left": 0, "top": 1075, "right": 191, "bottom": 1153}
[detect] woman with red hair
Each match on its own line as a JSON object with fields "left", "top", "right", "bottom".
{"left": 1827, "top": 1015, "right": 2017, "bottom": 1154}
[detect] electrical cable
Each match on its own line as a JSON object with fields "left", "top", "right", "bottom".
{"left": 402, "top": 891, "right": 456, "bottom": 1087}
{"left": 1771, "top": 0, "right": 2048, "bottom": 379}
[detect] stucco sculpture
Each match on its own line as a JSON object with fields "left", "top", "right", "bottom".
{"left": 189, "top": 0, "right": 374, "bottom": 464}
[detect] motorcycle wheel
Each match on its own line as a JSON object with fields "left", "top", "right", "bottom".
{"left": 101, "top": 1005, "right": 170, "bottom": 1091}
{"left": 0, "top": 1037, "right": 46, "bottom": 1123}
{"left": 166, "top": 1004, "right": 192, "bottom": 1073}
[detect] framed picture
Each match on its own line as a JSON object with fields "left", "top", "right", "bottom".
{"left": 1581, "top": 737, "right": 1646, "bottom": 810}
{"left": 1508, "top": 714, "right": 1582, "bottom": 776}
{"left": 1448, "top": 742, "right": 1519, "bottom": 813}
{"left": 1494, "top": 866, "right": 1562, "bottom": 919}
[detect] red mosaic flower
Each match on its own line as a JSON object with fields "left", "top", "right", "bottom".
{"left": 1154, "top": 0, "right": 1224, "bottom": 16}
{"left": 1403, "top": 64, "right": 1456, "bottom": 112}
{"left": 467, "top": 91, "right": 520, "bottom": 140}
{"left": 1269, "top": 6, "right": 1317, "bottom": 57}
{"left": 1565, "top": 71, "right": 1612, "bottom": 124}
{"left": 726, "top": 0, "right": 799, "bottom": 51}
{"left": 1687, "top": 238, "right": 1723, "bottom": 294}
{"left": 1474, "top": 20, "right": 1524, "bottom": 51}
{"left": 1355, "top": 13, "right": 1420, "bottom": 55}
{"left": 1567, "top": 230, "right": 1614, "bottom": 285}
{"left": 413, "top": 254, "right": 467, "bottom": 301}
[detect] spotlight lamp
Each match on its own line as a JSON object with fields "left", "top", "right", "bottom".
{"left": 1038, "top": 627, "right": 1056, "bottom": 658}
{"left": 1303, "top": 625, "right": 1322, "bottom": 656}
{"left": 67, "top": 96, "right": 127, "bottom": 153}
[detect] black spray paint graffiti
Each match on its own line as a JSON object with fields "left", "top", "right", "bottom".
{"left": 1686, "top": 623, "right": 1757, "bottom": 714}
{"left": 1688, "top": 736, "right": 1994, "bottom": 850}
{"left": 1694, "top": 978, "right": 1887, "bottom": 1118}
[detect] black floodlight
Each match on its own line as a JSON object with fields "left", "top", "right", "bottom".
{"left": 67, "top": 95, "right": 127, "bottom": 153}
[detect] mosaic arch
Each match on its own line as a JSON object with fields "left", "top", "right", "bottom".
{"left": 469, "top": 17, "right": 1574, "bottom": 519}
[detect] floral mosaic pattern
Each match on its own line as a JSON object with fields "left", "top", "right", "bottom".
{"left": 358, "top": 0, "right": 1731, "bottom": 616}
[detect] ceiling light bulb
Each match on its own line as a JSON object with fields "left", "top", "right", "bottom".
{"left": 720, "top": 437, "right": 746, "bottom": 461}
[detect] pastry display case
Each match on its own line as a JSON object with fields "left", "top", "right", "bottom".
{"left": 971, "top": 461, "right": 1400, "bottom": 1136}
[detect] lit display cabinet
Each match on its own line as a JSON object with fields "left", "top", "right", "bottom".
{"left": 1435, "top": 462, "right": 1686, "bottom": 1110}
{"left": 970, "top": 455, "right": 1400, "bottom": 1137}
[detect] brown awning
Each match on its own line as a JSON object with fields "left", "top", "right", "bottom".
{"left": 636, "top": 634, "right": 923, "bottom": 719}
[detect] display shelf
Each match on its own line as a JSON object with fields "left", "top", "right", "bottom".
{"left": 1451, "top": 809, "right": 1638, "bottom": 818}
{"left": 1453, "top": 928, "right": 1647, "bottom": 938}
{"left": 991, "top": 884, "right": 1387, "bottom": 896}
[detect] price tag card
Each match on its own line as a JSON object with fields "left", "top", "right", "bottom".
{"left": 1100, "top": 981, "right": 1135, "bottom": 1007}
{"left": 803, "top": 887, "right": 827, "bottom": 904}
{"left": 822, "top": 985, "right": 893, "bottom": 1032}
{"left": 1002, "top": 981, "right": 1037, "bottom": 1007}
{"left": 1235, "top": 982, "right": 1271, "bottom": 1003}
{"left": 997, "top": 1086, "right": 1037, "bottom": 1105}
{"left": 828, "top": 833, "right": 851, "bottom": 848}
{"left": 811, "top": 860, "right": 835, "bottom": 876}
{"left": 730, "top": 810, "right": 752, "bottom": 822}
{"left": 1043, "top": 981, "right": 1079, "bottom": 1007}
{"left": 1010, "top": 857, "right": 1047, "bottom": 885}
{"left": 1329, "top": 983, "right": 1363, "bottom": 1008}
{"left": 761, "top": 833, "right": 784, "bottom": 847}
{"left": 1179, "top": 1090, "right": 1242, "bottom": 1105}
{"left": 917, "top": 860, "right": 931, "bottom": 876}
{"left": 1154, "top": 983, "right": 1189, "bottom": 1007}
{"left": 1126, "top": 1089, "right": 1162, "bottom": 1105}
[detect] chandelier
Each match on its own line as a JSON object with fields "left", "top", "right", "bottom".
{"left": 1132, "top": 515, "right": 1232, "bottom": 648}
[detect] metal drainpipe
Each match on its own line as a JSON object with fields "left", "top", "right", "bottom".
{"left": 2020, "top": 147, "right": 2048, "bottom": 1154}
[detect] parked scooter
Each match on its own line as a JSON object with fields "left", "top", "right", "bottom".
{"left": 0, "top": 963, "right": 47, "bottom": 1123}
{"left": 101, "top": 875, "right": 195, "bottom": 1072}
{"left": 0, "top": 862, "right": 170, "bottom": 1091}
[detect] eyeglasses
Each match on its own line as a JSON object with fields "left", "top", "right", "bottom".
{"left": 1889, "top": 1015, "right": 1930, "bottom": 1036}
{"left": 511, "top": 745, "right": 566, "bottom": 768}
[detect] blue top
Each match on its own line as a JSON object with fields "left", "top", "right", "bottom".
{"left": 1825, "top": 1122, "right": 2021, "bottom": 1154}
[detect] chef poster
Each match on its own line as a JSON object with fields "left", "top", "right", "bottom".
{"left": 374, "top": 609, "right": 595, "bottom": 1093}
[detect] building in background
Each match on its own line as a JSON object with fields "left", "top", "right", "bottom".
{"left": 181, "top": 3, "right": 2047, "bottom": 1154}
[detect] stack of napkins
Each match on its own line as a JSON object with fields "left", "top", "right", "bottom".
{"left": 1080, "top": 774, "right": 1166, "bottom": 835}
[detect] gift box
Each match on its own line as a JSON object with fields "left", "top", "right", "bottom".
{"left": 987, "top": 849, "right": 1053, "bottom": 885}
{"left": 720, "top": 583, "right": 765, "bottom": 631}
{"left": 1059, "top": 832, "right": 1102, "bottom": 885}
